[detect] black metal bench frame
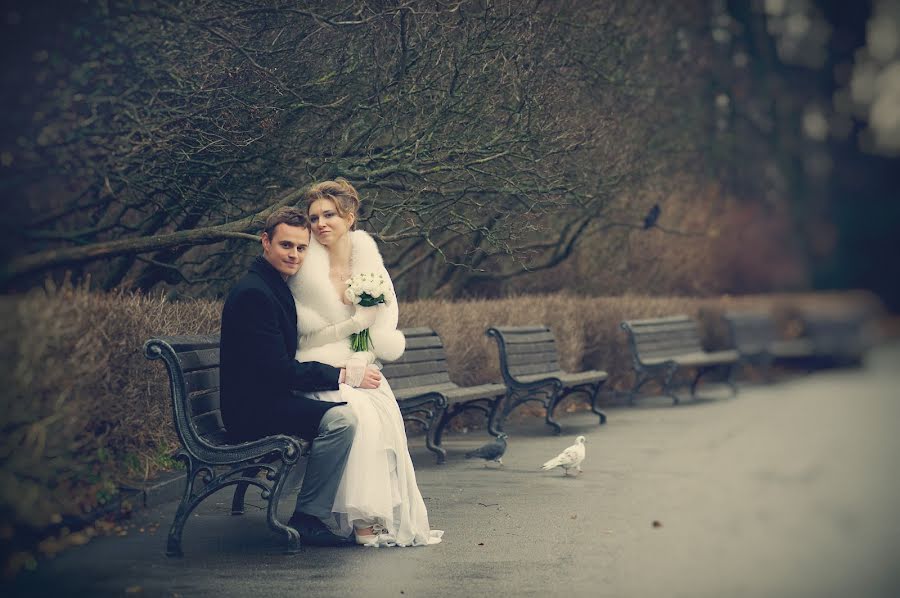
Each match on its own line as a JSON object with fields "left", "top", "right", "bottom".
{"left": 144, "top": 335, "right": 306, "bottom": 557}
{"left": 620, "top": 315, "right": 739, "bottom": 405}
{"left": 486, "top": 325, "right": 608, "bottom": 435}
{"left": 381, "top": 328, "right": 507, "bottom": 463}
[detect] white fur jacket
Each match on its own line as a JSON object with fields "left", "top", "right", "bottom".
{"left": 287, "top": 230, "right": 405, "bottom": 368}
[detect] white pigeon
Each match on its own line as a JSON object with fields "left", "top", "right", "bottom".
{"left": 541, "top": 435, "right": 586, "bottom": 476}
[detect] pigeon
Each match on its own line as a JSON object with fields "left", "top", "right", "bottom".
{"left": 541, "top": 435, "right": 586, "bottom": 476}
{"left": 642, "top": 204, "right": 661, "bottom": 229}
{"left": 465, "top": 433, "right": 508, "bottom": 467}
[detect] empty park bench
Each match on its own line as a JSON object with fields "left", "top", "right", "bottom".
{"left": 803, "top": 310, "right": 873, "bottom": 367}
{"left": 620, "top": 315, "right": 739, "bottom": 405}
{"left": 380, "top": 327, "right": 507, "bottom": 464}
{"left": 485, "top": 325, "right": 608, "bottom": 435}
{"left": 144, "top": 334, "right": 306, "bottom": 557}
{"left": 724, "top": 311, "right": 815, "bottom": 380}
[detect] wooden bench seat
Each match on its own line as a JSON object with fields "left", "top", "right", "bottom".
{"left": 620, "top": 315, "right": 739, "bottom": 405}
{"left": 485, "top": 325, "right": 608, "bottom": 435}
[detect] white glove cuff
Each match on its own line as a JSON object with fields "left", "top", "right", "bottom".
{"left": 345, "top": 355, "right": 367, "bottom": 387}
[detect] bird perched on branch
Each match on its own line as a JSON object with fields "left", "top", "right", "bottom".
{"left": 465, "top": 433, "right": 508, "bottom": 467}
{"left": 643, "top": 204, "right": 661, "bottom": 229}
{"left": 541, "top": 435, "right": 586, "bottom": 476}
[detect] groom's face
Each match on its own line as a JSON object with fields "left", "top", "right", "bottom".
{"left": 262, "top": 223, "right": 310, "bottom": 278}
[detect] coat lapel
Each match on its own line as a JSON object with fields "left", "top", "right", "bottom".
{"left": 250, "top": 257, "right": 297, "bottom": 330}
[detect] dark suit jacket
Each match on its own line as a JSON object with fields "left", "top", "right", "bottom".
{"left": 220, "top": 256, "right": 343, "bottom": 442}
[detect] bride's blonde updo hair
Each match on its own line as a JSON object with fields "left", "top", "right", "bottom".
{"left": 303, "top": 178, "right": 361, "bottom": 230}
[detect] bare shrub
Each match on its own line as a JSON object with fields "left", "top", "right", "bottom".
{"left": 1, "top": 283, "right": 219, "bottom": 541}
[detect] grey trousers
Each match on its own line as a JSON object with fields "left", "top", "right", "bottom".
{"left": 294, "top": 404, "right": 357, "bottom": 521}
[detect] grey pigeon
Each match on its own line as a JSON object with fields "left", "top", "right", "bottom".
{"left": 465, "top": 433, "right": 508, "bottom": 466}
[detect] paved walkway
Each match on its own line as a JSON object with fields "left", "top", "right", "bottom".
{"left": 8, "top": 344, "right": 900, "bottom": 597}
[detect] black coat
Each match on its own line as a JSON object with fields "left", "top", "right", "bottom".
{"left": 220, "top": 256, "right": 343, "bottom": 442}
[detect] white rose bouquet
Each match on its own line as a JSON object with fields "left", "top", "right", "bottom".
{"left": 344, "top": 272, "right": 393, "bottom": 352}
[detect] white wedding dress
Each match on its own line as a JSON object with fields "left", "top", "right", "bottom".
{"left": 288, "top": 230, "right": 443, "bottom": 547}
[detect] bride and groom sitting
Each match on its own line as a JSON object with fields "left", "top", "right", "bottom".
{"left": 219, "top": 179, "right": 442, "bottom": 548}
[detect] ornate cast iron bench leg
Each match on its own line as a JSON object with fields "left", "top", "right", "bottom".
{"left": 542, "top": 382, "right": 564, "bottom": 435}
{"left": 264, "top": 461, "right": 302, "bottom": 554}
{"left": 689, "top": 366, "right": 707, "bottom": 399}
{"left": 662, "top": 363, "right": 680, "bottom": 405}
{"left": 402, "top": 395, "right": 448, "bottom": 464}
{"left": 425, "top": 417, "right": 449, "bottom": 465}
{"left": 690, "top": 363, "right": 737, "bottom": 400}
{"left": 485, "top": 395, "right": 505, "bottom": 437}
{"left": 628, "top": 371, "right": 649, "bottom": 406}
{"left": 588, "top": 381, "right": 608, "bottom": 424}
{"left": 231, "top": 466, "right": 263, "bottom": 516}
{"left": 166, "top": 453, "right": 202, "bottom": 558}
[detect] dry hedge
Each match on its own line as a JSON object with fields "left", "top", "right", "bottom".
{"left": 0, "top": 284, "right": 884, "bottom": 545}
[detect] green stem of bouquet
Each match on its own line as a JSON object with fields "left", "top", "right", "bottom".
{"left": 350, "top": 329, "right": 373, "bottom": 352}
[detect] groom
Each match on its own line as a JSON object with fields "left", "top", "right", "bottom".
{"left": 219, "top": 206, "right": 381, "bottom": 546}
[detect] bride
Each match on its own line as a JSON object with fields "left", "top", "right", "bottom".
{"left": 287, "top": 178, "right": 443, "bottom": 547}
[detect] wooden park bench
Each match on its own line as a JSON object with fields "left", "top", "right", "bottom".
{"left": 803, "top": 310, "right": 872, "bottom": 367}
{"left": 485, "top": 325, "right": 608, "bottom": 435}
{"left": 723, "top": 311, "right": 816, "bottom": 380}
{"left": 380, "top": 327, "right": 508, "bottom": 464}
{"left": 620, "top": 315, "right": 740, "bottom": 405}
{"left": 144, "top": 334, "right": 306, "bottom": 557}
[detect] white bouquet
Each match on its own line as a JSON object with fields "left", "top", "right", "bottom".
{"left": 344, "top": 272, "right": 393, "bottom": 352}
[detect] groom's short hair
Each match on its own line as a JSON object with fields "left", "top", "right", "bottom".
{"left": 263, "top": 207, "right": 309, "bottom": 238}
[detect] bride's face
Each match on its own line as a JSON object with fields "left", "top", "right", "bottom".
{"left": 308, "top": 198, "right": 354, "bottom": 246}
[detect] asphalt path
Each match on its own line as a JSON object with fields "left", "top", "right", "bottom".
{"left": 8, "top": 343, "right": 900, "bottom": 597}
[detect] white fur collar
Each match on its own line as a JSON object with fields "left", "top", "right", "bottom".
{"left": 288, "top": 230, "right": 386, "bottom": 333}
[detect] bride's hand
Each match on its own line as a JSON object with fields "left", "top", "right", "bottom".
{"left": 349, "top": 306, "right": 378, "bottom": 332}
{"left": 358, "top": 366, "right": 382, "bottom": 389}
{"left": 343, "top": 352, "right": 380, "bottom": 387}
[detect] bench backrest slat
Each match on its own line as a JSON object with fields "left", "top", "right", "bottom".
{"left": 191, "top": 409, "right": 227, "bottom": 445}
{"left": 486, "top": 325, "right": 563, "bottom": 382}
{"left": 177, "top": 348, "right": 220, "bottom": 372}
{"left": 380, "top": 328, "right": 454, "bottom": 391}
{"left": 145, "top": 335, "right": 228, "bottom": 453}
{"left": 190, "top": 388, "right": 221, "bottom": 418}
{"left": 621, "top": 316, "right": 704, "bottom": 362}
{"left": 184, "top": 368, "right": 220, "bottom": 395}
{"left": 725, "top": 312, "right": 777, "bottom": 353}
{"left": 182, "top": 363, "right": 225, "bottom": 441}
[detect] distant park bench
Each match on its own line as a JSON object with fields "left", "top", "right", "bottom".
{"left": 485, "top": 325, "right": 608, "bottom": 435}
{"left": 144, "top": 334, "right": 306, "bottom": 557}
{"left": 802, "top": 310, "right": 873, "bottom": 367}
{"left": 620, "top": 315, "right": 739, "bottom": 405}
{"left": 380, "top": 327, "right": 508, "bottom": 464}
{"left": 724, "top": 311, "right": 815, "bottom": 380}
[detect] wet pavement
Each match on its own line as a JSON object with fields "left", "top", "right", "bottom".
{"left": 7, "top": 343, "right": 900, "bottom": 597}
